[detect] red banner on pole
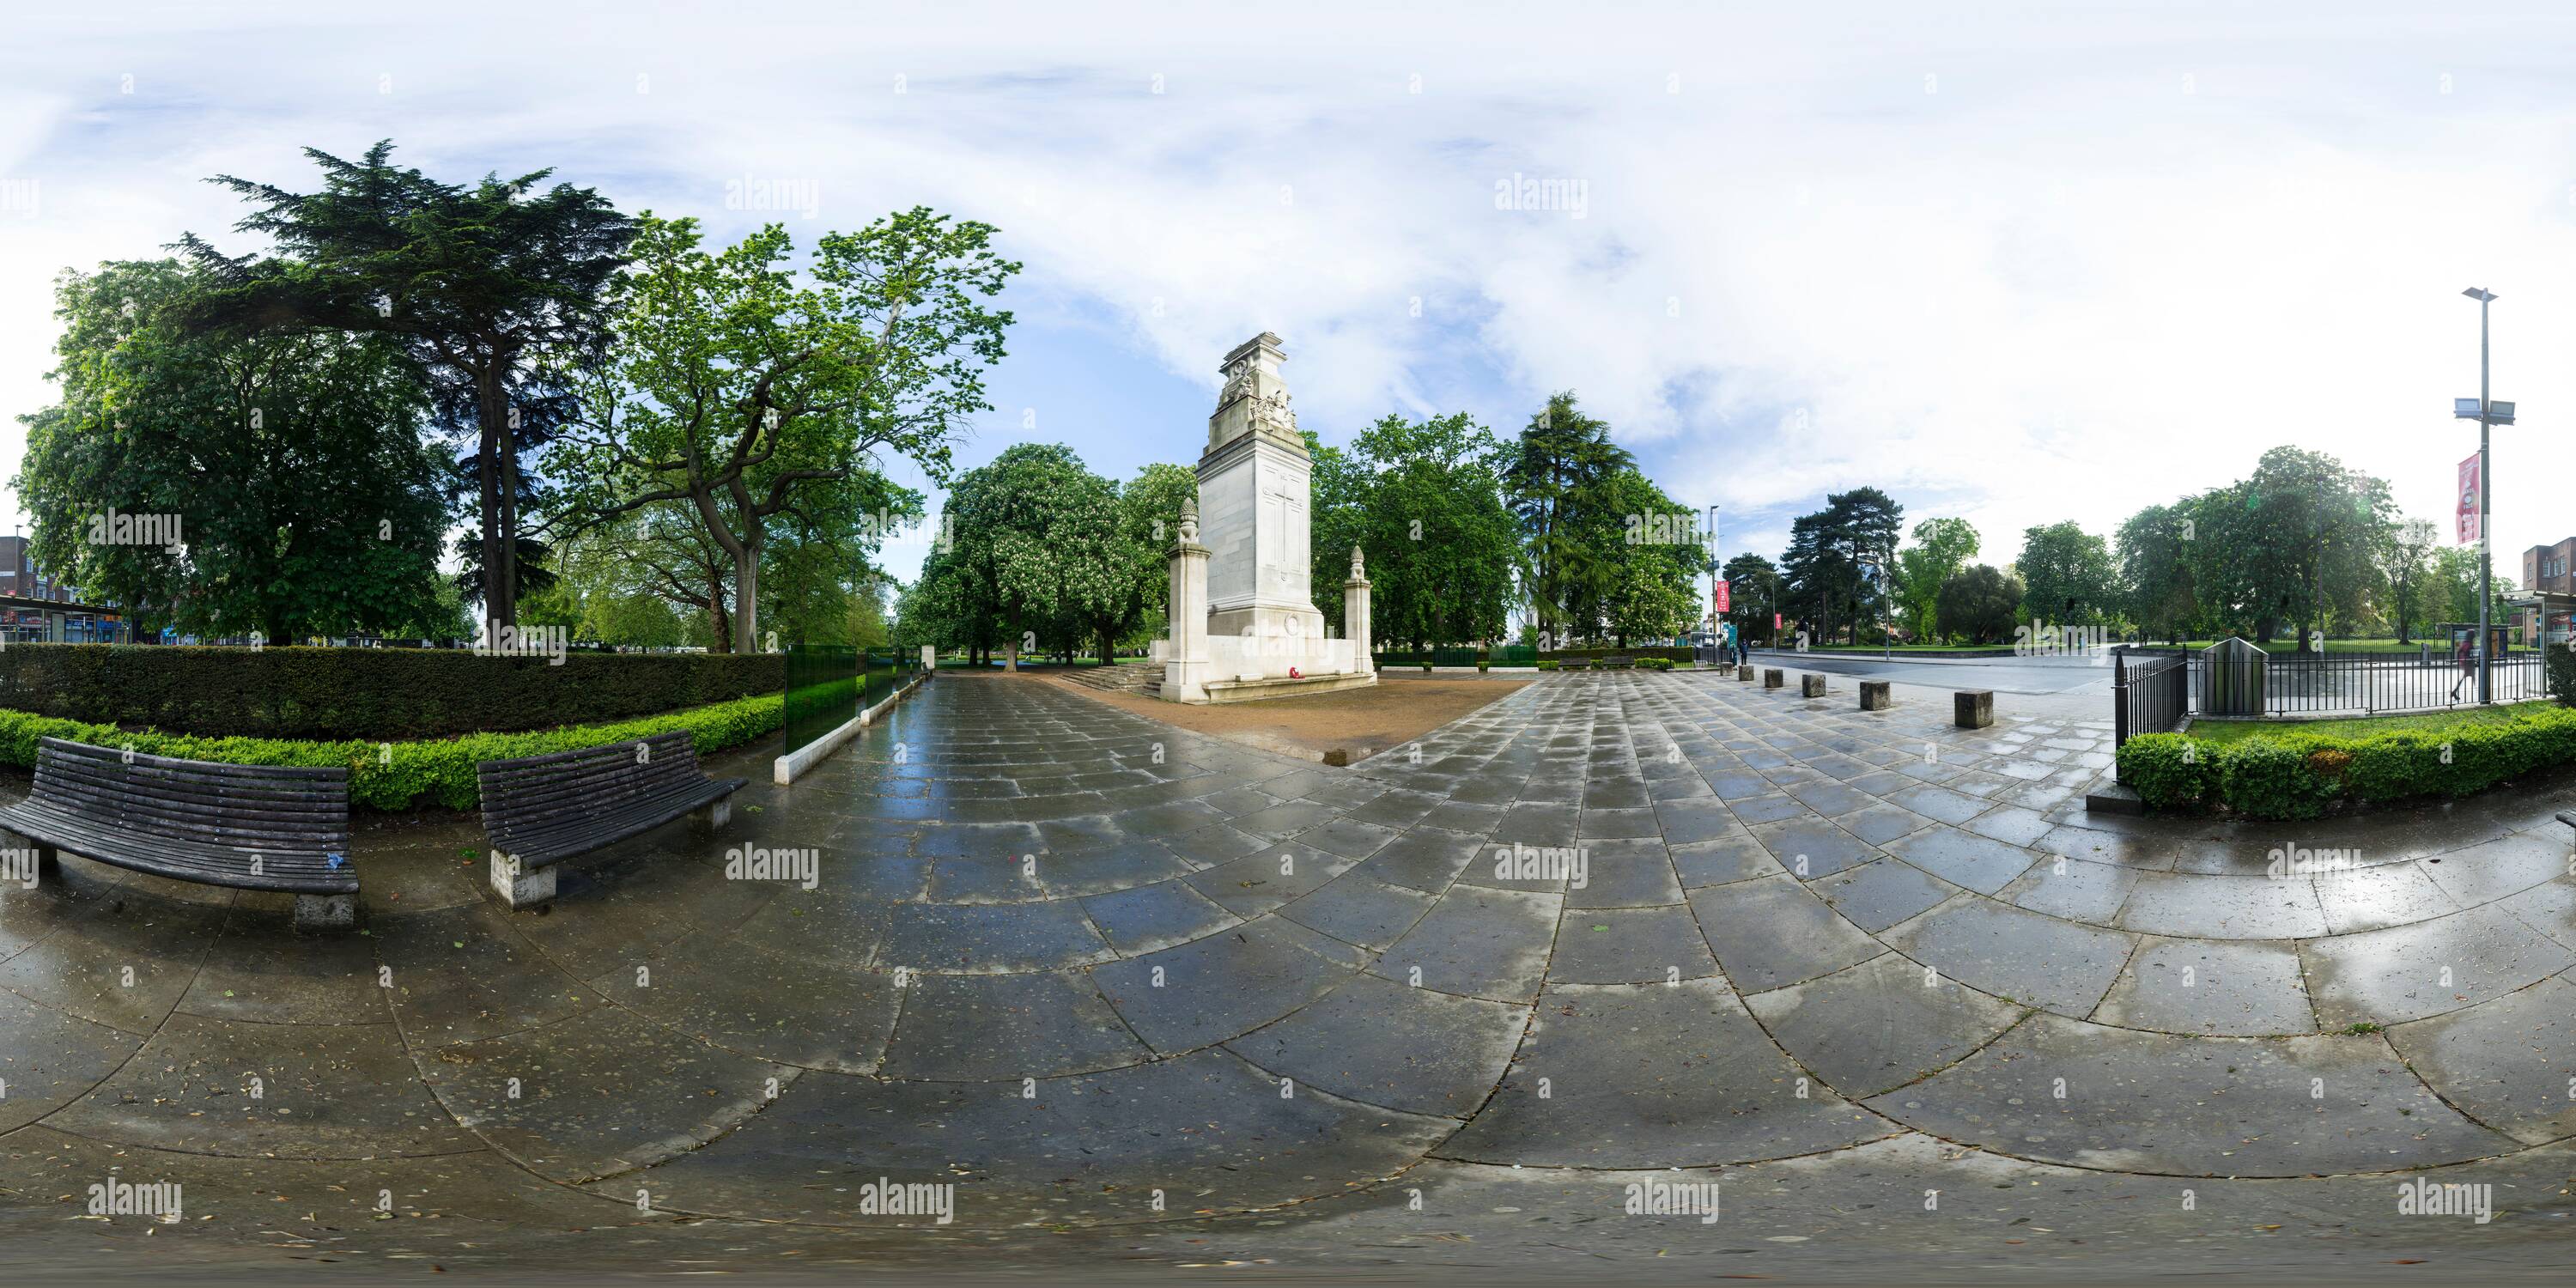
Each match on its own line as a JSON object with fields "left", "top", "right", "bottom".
{"left": 1714, "top": 580, "right": 1730, "bottom": 614}
{"left": 1773, "top": 611, "right": 1783, "bottom": 632}
{"left": 2456, "top": 452, "right": 2482, "bottom": 545}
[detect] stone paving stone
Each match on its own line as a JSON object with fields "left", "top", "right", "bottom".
{"left": 0, "top": 990, "right": 143, "bottom": 1133}
{"left": 1359, "top": 826, "right": 1488, "bottom": 892}
{"left": 1652, "top": 798, "right": 1741, "bottom": 847}
{"left": 2000, "top": 854, "right": 2140, "bottom": 924}
{"left": 1669, "top": 834, "right": 1783, "bottom": 889}
{"left": 0, "top": 890, "right": 223, "bottom": 1035}
{"left": 374, "top": 902, "right": 604, "bottom": 1048}
{"left": 1747, "top": 817, "right": 1878, "bottom": 881}
{"left": 2389, "top": 975, "right": 2576, "bottom": 1145}
{"left": 1078, "top": 879, "right": 1238, "bottom": 955}
{"left": 1837, "top": 802, "right": 1932, "bottom": 846}
{"left": 2117, "top": 872, "right": 2329, "bottom": 939}
{"left": 1882, "top": 826, "right": 2039, "bottom": 895}
{"left": 1183, "top": 845, "right": 1360, "bottom": 918}
{"left": 1373, "top": 885, "right": 1563, "bottom": 1002}
{"left": 1880, "top": 896, "right": 2132, "bottom": 1017}
{"left": 588, "top": 1048, "right": 1454, "bottom": 1228}
{"left": 2496, "top": 875, "right": 2576, "bottom": 949}
{"left": 584, "top": 935, "right": 900, "bottom": 1074}
{"left": 1563, "top": 838, "right": 1684, "bottom": 908}
{"left": 873, "top": 900, "right": 1114, "bottom": 974}
{"left": 2300, "top": 904, "right": 2576, "bottom": 1029}
{"left": 2314, "top": 862, "right": 2462, "bottom": 934}
{"left": 1689, "top": 874, "right": 1884, "bottom": 991}
{"left": 1547, "top": 904, "right": 1719, "bottom": 984}
{"left": 1881, "top": 783, "right": 1990, "bottom": 826}
{"left": 1962, "top": 804, "right": 2058, "bottom": 848}
{"left": 1095, "top": 916, "right": 1355, "bottom": 1051}
{"left": 52, "top": 1010, "right": 477, "bottom": 1160}
{"left": 1279, "top": 871, "right": 1438, "bottom": 949}
{"left": 880, "top": 969, "right": 1149, "bottom": 1079}
{"left": 1727, "top": 793, "right": 1809, "bottom": 824}
{"left": 2093, "top": 936, "right": 2313, "bottom": 1036}
{"left": 1868, "top": 1012, "right": 2512, "bottom": 1176}
{"left": 176, "top": 908, "right": 392, "bottom": 1025}
{"left": 1226, "top": 973, "right": 1524, "bottom": 1117}
{"left": 1030, "top": 841, "right": 1198, "bottom": 898}
{"left": 1812, "top": 858, "right": 1957, "bottom": 933}
{"left": 1437, "top": 980, "right": 1895, "bottom": 1167}
{"left": 2420, "top": 829, "right": 2567, "bottom": 908}
{"left": 1746, "top": 953, "right": 2022, "bottom": 1097}
{"left": 422, "top": 1003, "right": 787, "bottom": 1182}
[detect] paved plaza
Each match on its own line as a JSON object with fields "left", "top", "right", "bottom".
{"left": 2, "top": 668, "right": 2573, "bottom": 1280}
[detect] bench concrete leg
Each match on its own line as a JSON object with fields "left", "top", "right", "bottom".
{"left": 693, "top": 799, "right": 733, "bottom": 836}
{"left": 1800, "top": 673, "right": 1826, "bottom": 697}
{"left": 489, "top": 850, "right": 556, "bottom": 909}
{"left": 1763, "top": 669, "right": 1784, "bottom": 689}
{"left": 293, "top": 893, "right": 355, "bottom": 930}
{"left": 1860, "top": 680, "right": 1892, "bottom": 711}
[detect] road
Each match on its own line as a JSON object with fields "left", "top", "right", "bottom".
{"left": 1740, "top": 647, "right": 2119, "bottom": 696}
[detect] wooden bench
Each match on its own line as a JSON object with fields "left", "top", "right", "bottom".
{"left": 0, "top": 737, "right": 355, "bottom": 928}
{"left": 477, "top": 731, "right": 746, "bottom": 908}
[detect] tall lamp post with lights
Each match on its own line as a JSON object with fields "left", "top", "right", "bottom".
{"left": 2458, "top": 287, "right": 2512, "bottom": 704}
{"left": 1705, "top": 503, "right": 1722, "bottom": 649}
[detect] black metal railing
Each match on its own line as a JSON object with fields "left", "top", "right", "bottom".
{"left": 2260, "top": 649, "right": 2540, "bottom": 715}
{"left": 2114, "top": 644, "right": 2545, "bottom": 748}
{"left": 2113, "top": 648, "right": 2187, "bottom": 759}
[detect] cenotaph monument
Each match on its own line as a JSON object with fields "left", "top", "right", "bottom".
{"left": 1155, "top": 333, "right": 1376, "bottom": 703}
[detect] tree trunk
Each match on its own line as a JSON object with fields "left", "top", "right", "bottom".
{"left": 477, "top": 363, "right": 515, "bottom": 631}
{"left": 734, "top": 536, "right": 762, "bottom": 653}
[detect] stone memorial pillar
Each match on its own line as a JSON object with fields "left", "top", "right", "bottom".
{"left": 1163, "top": 496, "right": 1212, "bottom": 702}
{"left": 1343, "top": 545, "right": 1373, "bottom": 675}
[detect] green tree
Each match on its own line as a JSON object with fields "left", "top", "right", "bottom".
{"left": 1936, "top": 565, "right": 2023, "bottom": 644}
{"left": 1721, "top": 552, "right": 1781, "bottom": 644}
{"left": 1783, "top": 488, "right": 1904, "bottom": 643}
{"left": 175, "top": 141, "right": 635, "bottom": 630}
{"left": 2114, "top": 503, "right": 2196, "bottom": 645}
{"left": 2379, "top": 518, "right": 2439, "bottom": 644}
{"left": 1102, "top": 463, "right": 1201, "bottom": 662}
{"left": 1893, "top": 517, "right": 1978, "bottom": 642}
{"left": 15, "top": 259, "right": 452, "bottom": 643}
{"left": 1602, "top": 467, "right": 1705, "bottom": 647}
{"left": 1502, "top": 392, "right": 1633, "bottom": 645}
{"left": 557, "top": 211, "right": 1015, "bottom": 651}
{"left": 1315, "top": 412, "right": 1519, "bottom": 650}
{"left": 2015, "top": 521, "right": 2118, "bottom": 628}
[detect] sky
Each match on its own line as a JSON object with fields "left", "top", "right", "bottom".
{"left": 4, "top": 2, "right": 2575, "bottom": 595}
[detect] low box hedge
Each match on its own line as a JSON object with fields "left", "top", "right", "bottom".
{"left": 1541, "top": 647, "right": 1695, "bottom": 664}
{"left": 0, "top": 644, "right": 783, "bottom": 740}
{"left": 2117, "top": 703, "right": 2576, "bottom": 819}
{"left": 0, "top": 693, "right": 782, "bottom": 813}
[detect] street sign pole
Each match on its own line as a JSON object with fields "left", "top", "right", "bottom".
{"left": 2479, "top": 292, "right": 2492, "bottom": 705}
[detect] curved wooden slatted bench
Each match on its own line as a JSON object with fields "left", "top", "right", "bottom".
{"left": 477, "top": 730, "right": 746, "bottom": 908}
{"left": 0, "top": 737, "right": 356, "bottom": 928}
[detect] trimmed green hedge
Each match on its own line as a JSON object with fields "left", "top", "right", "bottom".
{"left": 2117, "top": 704, "right": 2576, "bottom": 819}
{"left": 1542, "top": 647, "right": 1695, "bottom": 663}
{"left": 0, "top": 694, "right": 782, "bottom": 813}
{"left": 0, "top": 644, "right": 782, "bottom": 740}
{"left": 1637, "top": 657, "right": 1676, "bottom": 671}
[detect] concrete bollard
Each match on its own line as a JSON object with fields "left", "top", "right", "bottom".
{"left": 1763, "top": 668, "right": 1784, "bottom": 689}
{"left": 1800, "top": 673, "right": 1826, "bottom": 697}
{"left": 1954, "top": 689, "right": 1994, "bottom": 729}
{"left": 1860, "top": 679, "right": 1891, "bottom": 711}
{"left": 1736, "top": 665, "right": 1754, "bottom": 681}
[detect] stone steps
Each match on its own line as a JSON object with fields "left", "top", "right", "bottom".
{"left": 1066, "top": 661, "right": 1164, "bottom": 698}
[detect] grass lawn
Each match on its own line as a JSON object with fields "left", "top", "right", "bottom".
{"left": 2189, "top": 700, "right": 2556, "bottom": 745}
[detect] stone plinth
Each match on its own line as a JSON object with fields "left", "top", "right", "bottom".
{"left": 1955, "top": 690, "right": 1994, "bottom": 729}
{"left": 1860, "top": 680, "right": 1891, "bottom": 710}
{"left": 1800, "top": 673, "right": 1826, "bottom": 697}
{"left": 1763, "top": 669, "right": 1784, "bottom": 689}
{"left": 1736, "top": 665, "right": 1753, "bottom": 681}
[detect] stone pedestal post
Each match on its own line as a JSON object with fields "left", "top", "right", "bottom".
{"left": 921, "top": 644, "right": 935, "bottom": 671}
{"left": 1164, "top": 497, "right": 1212, "bottom": 702}
{"left": 1343, "top": 546, "right": 1373, "bottom": 675}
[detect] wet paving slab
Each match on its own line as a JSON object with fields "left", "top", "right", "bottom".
{"left": 3, "top": 670, "right": 2571, "bottom": 1278}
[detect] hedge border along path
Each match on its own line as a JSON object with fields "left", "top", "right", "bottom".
{"left": 2115, "top": 701, "right": 2576, "bottom": 820}
{"left": 0, "top": 644, "right": 783, "bottom": 741}
{"left": 0, "top": 694, "right": 782, "bottom": 813}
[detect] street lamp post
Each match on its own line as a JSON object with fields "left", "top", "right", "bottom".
{"left": 2458, "top": 288, "right": 2512, "bottom": 703}
{"left": 1706, "top": 503, "right": 1722, "bottom": 645}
